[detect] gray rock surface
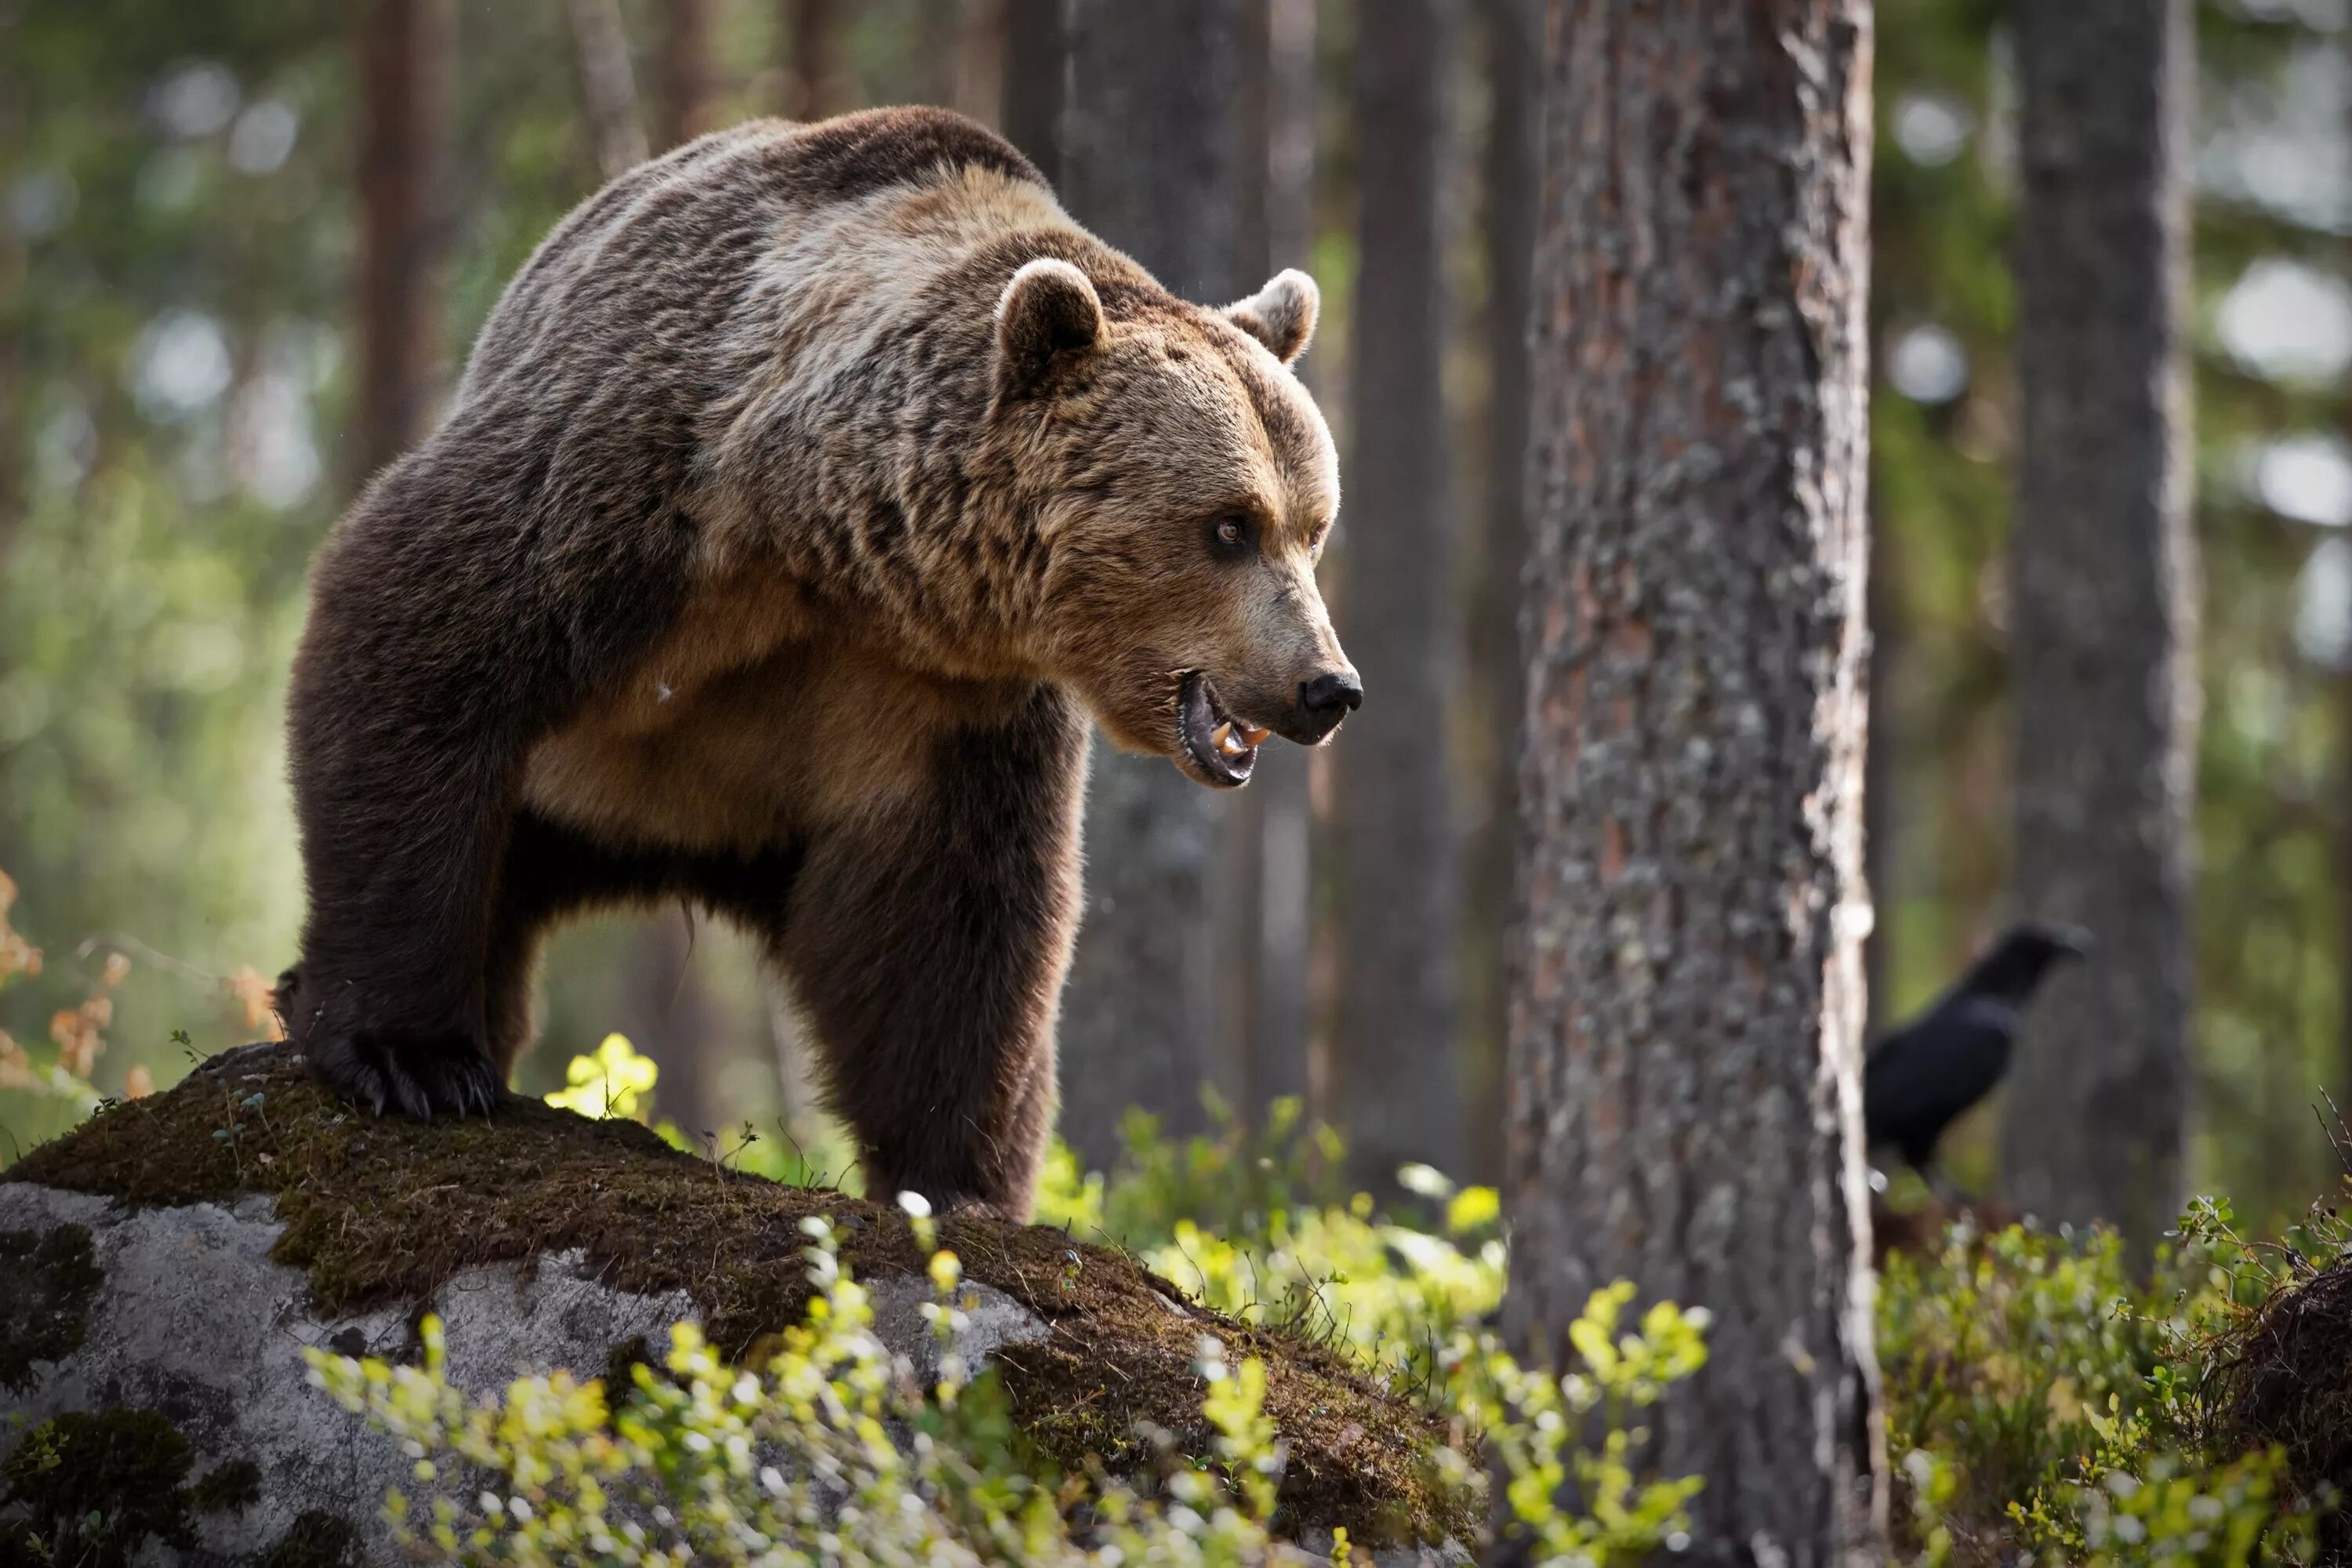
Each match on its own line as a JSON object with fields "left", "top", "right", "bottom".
{"left": 0, "top": 1181, "right": 1046, "bottom": 1563}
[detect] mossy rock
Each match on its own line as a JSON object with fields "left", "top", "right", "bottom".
{"left": 2, "top": 1043, "right": 1465, "bottom": 1554}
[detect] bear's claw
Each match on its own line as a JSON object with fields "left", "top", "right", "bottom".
{"left": 311, "top": 1028, "right": 503, "bottom": 1121}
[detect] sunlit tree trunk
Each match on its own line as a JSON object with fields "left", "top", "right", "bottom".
{"left": 1999, "top": 0, "right": 2196, "bottom": 1253}
{"left": 1332, "top": 0, "right": 1461, "bottom": 1194}
{"left": 1501, "top": 2, "right": 1883, "bottom": 1560}
{"left": 564, "top": 0, "right": 648, "bottom": 179}
{"left": 1053, "top": 0, "right": 1243, "bottom": 1169}
{"left": 354, "top": 0, "right": 451, "bottom": 483}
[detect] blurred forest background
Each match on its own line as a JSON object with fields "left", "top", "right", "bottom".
{"left": 2, "top": 0, "right": 2349, "bottom": 1232}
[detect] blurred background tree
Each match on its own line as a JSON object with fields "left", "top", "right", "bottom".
{"left": 5, "top": 0, "right": 2352, "bottom": 1243}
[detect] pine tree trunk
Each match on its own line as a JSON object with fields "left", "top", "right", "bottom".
{"left": 1052, "top": 1, "right": 1244, "bottom": 1167}
{"left": 999, "top": 0, "right": 1063, "bottom": 190}
{"left": 1333, "top": 0, "right": 1462, "bottom": 1193}
{"left": 919, "top": 0, "right": 1003, "bottom": 127}
{"left": 1254, "top": 0, "right": 1319, "bottom": 1123}
{"left": 564, "top": 0, "right": 648, "bottom": 179}
{"left": 1461, "top": 0, "right": 1541, "bottom": 1183}
{"left": 1217, "top": 0, "right": 1319, "bottom": 1127}
{"left": 2339, "top": 670, "right": 2352, "bottom": 1112}
{"left": 354, "top": 0, "right": 450, "bottom": 484}
{"left": 783, "top": 0, "right": 842, "bottom": 122}
{"left": 1863, "top": 510, "right": 1900, "bottom": 1036}
{"left": 620, "top": 906, "right": 725, "bottom": 1145}
{"left": 1501, "top": 3, "right": 1883, "bottom": 1561}
{"left": 1999, "top": 0, "right": 2195, "bottom": 1252}
{"left": 656, "top": 0, "right": 717, "bottom": 151}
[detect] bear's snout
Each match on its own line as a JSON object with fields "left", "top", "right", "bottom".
{"left": 1293, "top": 667, "right": 1363, "bottom": 743}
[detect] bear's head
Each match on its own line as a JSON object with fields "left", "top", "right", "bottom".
{"left": 993, "top": 257, "right": 1359, "bottom": 789}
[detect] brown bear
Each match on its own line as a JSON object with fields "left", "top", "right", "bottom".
{"left": 276, "top": 108, "right": 1359, "bottom": 1218}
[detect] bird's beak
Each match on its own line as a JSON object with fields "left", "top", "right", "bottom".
{"left": 2053, "top": 924, "right": 2094, "bottom": 959}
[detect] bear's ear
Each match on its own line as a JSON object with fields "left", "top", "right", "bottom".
{"left": 994, "top": 259, "right": 1105, "bottom": 401}
{"left": 1221, "top": 269, "right": 1319, "bottom": 365}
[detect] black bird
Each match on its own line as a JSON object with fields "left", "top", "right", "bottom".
{"left": 1864, "top": 920, "right": 2090, "bottom": 1194}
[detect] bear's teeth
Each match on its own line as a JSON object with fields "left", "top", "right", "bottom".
{"left": 1238, "top": 722, "right": 1270, "bottom": 746}
{"left": 1213, "top": 721, "right": 1250, "bottom": 757}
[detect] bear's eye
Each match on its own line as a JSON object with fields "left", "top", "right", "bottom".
{"left": 1209, "top": 514, "right": 1254, "bottom": 561}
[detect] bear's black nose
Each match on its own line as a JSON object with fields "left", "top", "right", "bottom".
{"left": 1297, "top": 670, "right": 1363, "bottom": 739}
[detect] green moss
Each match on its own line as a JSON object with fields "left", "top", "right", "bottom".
{"left": 0, "top": 1223, "right": 103, "bottom": 1392}
{"left": 5, "top": 1044, "right": 1466, "bottom": 1546}
{"left": 0, "top": 1408, "right": 260, "bottom": 1567}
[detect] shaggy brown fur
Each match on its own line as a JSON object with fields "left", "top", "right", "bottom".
{"left": 278, "top": 108, "right": 1356, "bottom": 1218}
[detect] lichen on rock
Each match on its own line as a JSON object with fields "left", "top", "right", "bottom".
{"left": 0, "top": 1220, "right": 101, "bottom": 1391}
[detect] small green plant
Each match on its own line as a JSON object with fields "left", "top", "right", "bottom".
{"left": 1036, "top": 1093, "right": 1347, "bottom": 1252}
{"left": 543, "top": 1033, "right": 661, "bottom": 1122}
{"left": 1139, "top": 1162, "right": 1504, "bottom": 1393}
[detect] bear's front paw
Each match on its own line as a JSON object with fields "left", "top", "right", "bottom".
{"left": 309, "top": 1026, "right": 503, "bottom": 1120}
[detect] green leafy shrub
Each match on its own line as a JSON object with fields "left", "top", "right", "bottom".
{"left": 1878, "top": 1202, "right": 2330, "bottom": 1566}
{"left": 308, "top": 1210, "right": 1712, "bottom": 1566}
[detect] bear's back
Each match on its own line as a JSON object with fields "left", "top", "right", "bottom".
{"left": 449, "top": 108, "right": 1051, "bottom": 421}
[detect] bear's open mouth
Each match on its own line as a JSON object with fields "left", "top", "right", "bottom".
{"left": 1177, "top": 671, "right": 1269, "bottom": 788}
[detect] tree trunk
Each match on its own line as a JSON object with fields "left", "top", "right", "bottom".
{"left": 354, "top": 0, "right": 450, "bottom": 484}
{"left": 619, "top": 906, "right": 725, "bottom": 1145}
{"left": 1461, "top": 0, "right": 1541, "bottom": 1184}
{"left": 783, "top": 0, "right": 843, "bottom": 122}
{"left": 998, "top": 0, "right": 1062, "bottom": 189}
{"left": 564, "top": 0, "right": 648, "bottom": 180}
{"left": 2339, "top": 670, "right": 2352, "bottom": 1113}
{"left": 1052, "top": 0, "right": 1243, "bottom": 1168}
{"left": 1501, "top": 3, "right": 1882, "bottom": 1562}
{"left": 656, "top": 0, "right": 717, "bottom": 151}
{"left": 1999, "top": 0, "right": 2195, "bottom": 1252}
{"left": 1332, "top": 0, "right": 1462, "bottom": 1194}
{"left": 1863, "top": 507, "right": 1900, "bottom": 1036}
{"left": 1217, "top": 0, "right": 1319, "bottom": 1127}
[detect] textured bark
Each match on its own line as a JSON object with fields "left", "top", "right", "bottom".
{"left": 1999, "top": 0, "right": 2195, "bottom": 1251}
{"left": 999, "top": 0, "right": 1064, "bottom": 191}
{"left": 1052, "top": 1, "right": 1245, "bottom": 1167}
{"left": 564, "top": 0, "right": 648, "bottom": 180}
{"left": 1501, "top": 3, "right": 1882, "bottom": 1563}
{"left": 353, "top": 0, "right": 450, "bottom": 484}
{"left": 1219, "top": 0, "right": 1320, "bottom": 1123}
{"left": 655, "top": 0, "right": 717, "bottom": 151}
{"left": 1461, "top": 0, "right": 1541, "bottom": 1182}
{"left": 1333, "top": 0, "right": 1462, "bottom": 1193}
